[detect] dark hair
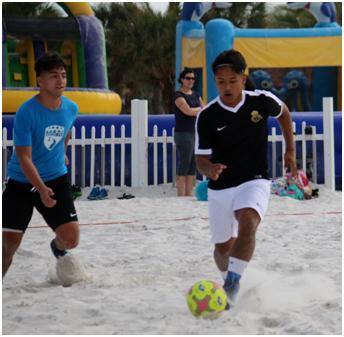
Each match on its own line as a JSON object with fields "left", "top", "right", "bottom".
{"left": 34, "top": 52, "right": 66, "bottom": 76}
{"left": 212, "top": 49, "right": 256, "bottom": 91}
{"left": 178, "top": 67, "right": 195, "bottom": 84}
{"left": 212, "top": 49, "right": 247, "bottom": 75}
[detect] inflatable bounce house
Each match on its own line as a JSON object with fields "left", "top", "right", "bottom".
{"left": 176, "top": 2, "right": 342, "bottom": 112}
{"left": 175, "top": 2, "right": 342, "bottom": 188}
{"left": 2, "top": 2, "right": 121, "bottom": 115}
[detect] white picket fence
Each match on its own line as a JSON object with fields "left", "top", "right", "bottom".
{"left": 2, "top": 98, "right": 336, "bottom": 190}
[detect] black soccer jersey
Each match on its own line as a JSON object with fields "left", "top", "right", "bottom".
{"left": 195, "top": 90, "right": 283, "bottom": 189}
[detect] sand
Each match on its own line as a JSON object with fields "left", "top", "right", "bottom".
{"left": 2, "top": 184, "right": 342, "bottom": 334}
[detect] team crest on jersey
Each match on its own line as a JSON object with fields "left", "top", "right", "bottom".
{"left": 44, "top": 125, "right": 64, "bottom": 151}
{"left": 251, "top": 110, "right": 263, "bottom": 123}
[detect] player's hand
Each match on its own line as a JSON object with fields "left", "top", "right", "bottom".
{"left": 65, "top": 154, "right": 69, "bottom": 166}
{"left": 39, "top": 186, "right": 57, "bottom": 208}
{"left": 284, "top": 149, "right": 297, "bottom": 177}
{"left": 206, "top": 163, "right": 227, "bottom": 181}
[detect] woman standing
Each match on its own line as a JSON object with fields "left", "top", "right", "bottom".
{"left": 173, "top": 68, "right": 204, "bottom": 196}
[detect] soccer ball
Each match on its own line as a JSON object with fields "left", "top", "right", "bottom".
{"left": 187, "top": 279, "right": 228, "bottom": 319}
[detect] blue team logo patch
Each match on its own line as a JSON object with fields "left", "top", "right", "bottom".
{"left": 44, "top": 125, "right": 65, "bottom": 151}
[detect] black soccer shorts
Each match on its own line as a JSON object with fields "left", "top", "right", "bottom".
{"left": 2, "top": 174, "right": 78, "bottom": 233}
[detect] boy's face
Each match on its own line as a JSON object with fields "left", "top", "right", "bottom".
{"left": 214, "top": 66, "right": 246, "bottom": 107}
{"left": 37, "top": 67, "right": 67, "bottom": 98}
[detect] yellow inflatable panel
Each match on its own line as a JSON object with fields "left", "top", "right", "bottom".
{"left": 181, "top": 37, "right": 207, "bottom": 102}
{"left": 234, "top": 36, "right": 342, "bottom": 68}
{"left": 2, "top": 89, "right": 122, "bottom": 114}
{"left": 63, "top": 3, "right": 94, "bottom": 16}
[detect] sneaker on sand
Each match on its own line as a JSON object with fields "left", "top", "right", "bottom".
{"left": 50, "top": 239, "right": 70, "bottom": 259}
{"left": 87, "top": 186, "right": 101, "bottom": 200}
{"left": 97, "top": 188, "right": 109, "bottom": 200}
{"left": 223, "top": 271, "right": 241, "bottom": 303}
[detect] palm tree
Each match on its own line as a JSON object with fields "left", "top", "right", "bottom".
{"left": 201, "top": 2, "right": 267, "bottom": 28}
{"left": 2, "top": 2, "right": 62, "bottom": 17}
{"left": 94, "top": 2, "right": 180, "bottom": 114}
{"left": 267, "top": 4, "right": 316, "bottom": 28}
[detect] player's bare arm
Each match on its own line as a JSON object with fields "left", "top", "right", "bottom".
{"left": 15, "top": 146, "right": 56, "bottom": 208}
{"left": 64, "top": 130, "right": 72, "bottom": 166}
{"left": 195, "top": 155, "right": 227, "bottom": 181}
{"left": 277, "top": 104, "right": 297, "bottom": 176}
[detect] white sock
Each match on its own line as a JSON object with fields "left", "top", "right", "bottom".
{"left": 220, "top": 270, "right": 228, "bottom": 280}
{"left": 228, "top": 256, "right": 248, "bottom": 276}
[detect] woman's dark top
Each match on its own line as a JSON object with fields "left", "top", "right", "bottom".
{"left": 173, "top": 90, "right": 201, "bottom": 132}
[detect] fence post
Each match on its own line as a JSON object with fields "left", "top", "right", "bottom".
{"left": 322, "top": 97, "right": 335, "bottom": 190}
{"left": 131, "top": 99, "right": 148, "bottom": 187}
{"left": 2, "top": 128, "right": 8, "bottom": 182}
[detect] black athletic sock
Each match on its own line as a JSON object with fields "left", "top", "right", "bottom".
{"left": 50, "top": 239, "right": 68, "bottom": 259}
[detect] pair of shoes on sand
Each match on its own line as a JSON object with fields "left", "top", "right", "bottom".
{"left": 87, "top": 186, "right": 108, "bottom": 200}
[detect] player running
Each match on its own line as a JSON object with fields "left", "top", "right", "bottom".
{"left": 195, "top": 49, "right": 297, "bottom": 303}
{"left": 2, "top": 52, "right": 79, "bottom": 278}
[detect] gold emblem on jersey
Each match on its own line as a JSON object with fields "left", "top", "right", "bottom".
{"left": 251, "top": 110, "right": 263, "bottom": 123}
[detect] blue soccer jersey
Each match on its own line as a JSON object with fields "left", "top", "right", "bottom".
{"left": 8, "top": 95, "right": 78, "bottom": 183}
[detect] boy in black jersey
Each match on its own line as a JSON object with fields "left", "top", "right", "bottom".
{"left": 195, "top": 50, "right": 297, "bottom": 303}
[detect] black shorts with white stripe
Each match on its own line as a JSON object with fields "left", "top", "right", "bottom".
{"left": 2, "top": 174, "right": 78, "bottom": 233}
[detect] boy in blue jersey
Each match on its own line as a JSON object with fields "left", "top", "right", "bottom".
{"left": 2, "top": 52, "right": 79, "bottom": 278}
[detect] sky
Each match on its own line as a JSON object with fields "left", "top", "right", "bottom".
{"left": 150, "top": 2, "right": 169, "bottom": 13}
{"left": 89, "top": 2, "right": 284, "bottom": 15}
{"left": 149, "top": 2, "right": 283, "bottom": 14}
{"left": 89, "top": 2, "right": 171, "bottom": 14}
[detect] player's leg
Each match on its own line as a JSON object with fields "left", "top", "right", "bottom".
{"left": 208, "top": 187, "right": 236, "bottom": 279}
{"left": 230, "top": 179, "right": 271, "bottom": 262}
{"left": 224, "top": 179, "right": 271, "bottom": 301}
{"left": 2, "top": 231, "right": 24, "bottom": 277}
{"left": 214, "top": 238, "right": 236, "bottom": 275}
{"left": 34, "top": 174, "right": 80, "bottom": 258}
{"left": 53, "top": 222, "right": 85, "bottom": 287}
{"left": 231, "top": 207, "right": 261, "bottom": 261}
{"left": 2, "top": 179, "right": 34, "bottom": 278}
{"left": 222, "top": 208, "right": 260, "bottom": 302}
{"left": 35, "top": 175, "right": 85, "bottom": 285}
{"left": 52, "top": 221, "right": 79, "bottom": 257}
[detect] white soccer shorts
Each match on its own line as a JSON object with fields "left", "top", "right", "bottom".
{"left": 208, "top": 179, "right": 271, "bottom": 244}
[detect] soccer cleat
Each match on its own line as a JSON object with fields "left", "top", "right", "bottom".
{"left": 87, "top": 186, "right": 101, "bottom": 200}
{"left": 223, "top": 271, "right": 241, "bottom": 303}
{"left": 50, "top": 239, "right": 70, "bottom": 259}
{"left": 97, "top": 188, "right": 109, "bottom": 200}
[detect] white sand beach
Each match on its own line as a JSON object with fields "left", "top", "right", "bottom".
{"left": 2, "top": 184, "right": 342, "bottom": 335}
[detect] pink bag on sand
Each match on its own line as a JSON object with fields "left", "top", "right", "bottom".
{"left": 272, "top": 170, "right": 318, "bottom": 200}
{"left": 286, "top": 170, "right": 313, "bottom": 198}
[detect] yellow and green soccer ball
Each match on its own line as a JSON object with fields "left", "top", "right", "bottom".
{"left": 187, "top": 279, "right": 228, "bottom": 319}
